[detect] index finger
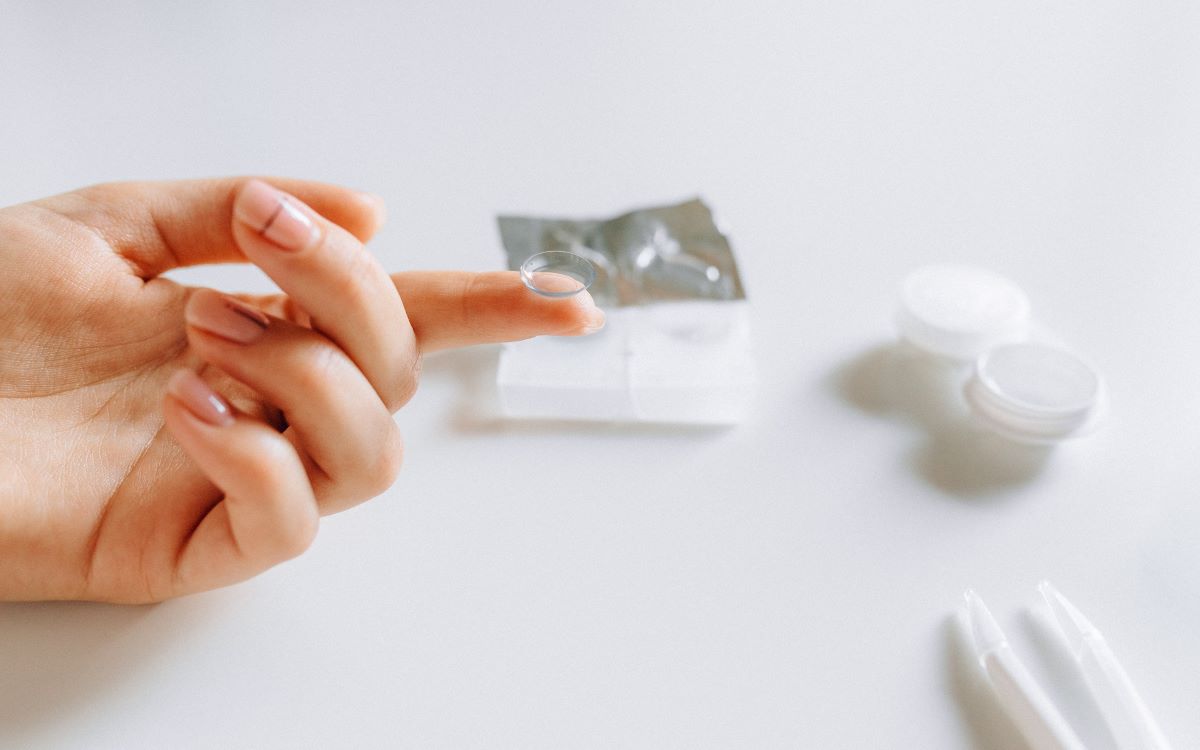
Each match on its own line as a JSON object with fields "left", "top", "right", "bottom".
{"left": 392, "top": 271, "right": 606, "bottom": 353}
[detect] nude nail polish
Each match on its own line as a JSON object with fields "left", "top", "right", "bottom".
{"left": 235, "top": 179, "right": 321, "bottom": 251}
{"left": 166, "top": 370, "right": 235, "bottom": 427}
{"left": 186, "top": 292, "right": 269, "bottom": 344}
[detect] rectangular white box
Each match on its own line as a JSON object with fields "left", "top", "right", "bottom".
{"left": 497, "top": 301, "right": 754, "bottom": 424}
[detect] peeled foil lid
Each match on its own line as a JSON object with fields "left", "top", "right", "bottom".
{"left": 498, "top": 198, "right": 746, "bottom": 307}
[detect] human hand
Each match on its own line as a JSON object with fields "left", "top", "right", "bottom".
{"left": 0, "top": 178, "right": 604, "bottom": 603}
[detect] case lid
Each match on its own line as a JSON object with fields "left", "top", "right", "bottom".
{"left": 964, "top": 342, "right": 1105, "bottom": 443}
{"left": 896, "top": 264, "right": 1031, "bottom": 360}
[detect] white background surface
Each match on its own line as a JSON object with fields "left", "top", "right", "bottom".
{"left": 2, "top": 2, "right": 1199, "bottom": 748}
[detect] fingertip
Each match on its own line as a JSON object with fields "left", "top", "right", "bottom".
{"left": 183, "top": 286, "right": 220, "bottom": 317}
{"left": 355, "top": 191, "right": 387, "bottom": 235}
{"left": 164, "top": 369, "right": 236, "bottom": 427}
{"left": 570, "top": 291, "right": 606, "bottom": 335}
{"left": 510, "top": 271, "right": 604, "bottom": 335}
{"left": 161, "top": 383, "right": 212, "bottom": 454}
{"left": 538, "top": 288, "right": 605, "bottom": 336}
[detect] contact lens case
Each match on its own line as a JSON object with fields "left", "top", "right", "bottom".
{"left": 896, "top": 264, "right": 1105, "bottom": 444}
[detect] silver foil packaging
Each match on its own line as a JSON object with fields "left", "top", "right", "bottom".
{"left": 498, "top": 198, "right": 746, "bottom": 307}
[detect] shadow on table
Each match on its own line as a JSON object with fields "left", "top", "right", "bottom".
{"left": 421, "top": 346, "right": 733, "bottom": 439}
{"left": 0, "top": 598, "right": 208, "bottom": 745}
{"left": 832, "top": 343, "right": 1052, "bottom": 498}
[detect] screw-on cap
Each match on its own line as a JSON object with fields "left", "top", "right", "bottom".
{"left": 896, "top": 264, "right": 1031, "bottom": 360}
{"left": 964, "top": 343, "right": 1105, "bottom": 443}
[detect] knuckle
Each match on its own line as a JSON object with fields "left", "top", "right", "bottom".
{"left": 239, "top": 437, "right": 294, "bottom": 492}
{"left": 241, "top": 442, "right": 318, "bottom": 562}
{"left": 320, "top": 237, "right": 381, "bottom": 310}
{"left": 75, "top": 181, "right": 130, "bottom": 206}
{"left": 459, "top": 273, "right": 481, "bottom": 329}
{"left": 352, "top": 422, "right": 404, "bottom": 496}
{"left": 387, "top": 354, "right": 421, "bottom": 411}
{"left": 290, "top": 340, "right": 345, "bottom": 396}
{"left": 364, "top": 425, "right": 405, "bottom": 496}
{"left": 380, "top": 425, "right": 406, "bottom": 484}
{"left": 273, "top": 513, "right": 318, "bottom": 561}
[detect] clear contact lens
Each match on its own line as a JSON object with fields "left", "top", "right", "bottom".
{"left": 520, "top": 250, "right": 597, "bottom": 298}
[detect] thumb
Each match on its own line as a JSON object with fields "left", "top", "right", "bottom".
{"left": 33, "top": 176, "right": 385, "bottom": 279}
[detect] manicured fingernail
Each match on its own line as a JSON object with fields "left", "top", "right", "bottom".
{"left": 235, "top": 179, "right": 321, "bottom": 251}
{"left": 186, "top": 291, "right": 269, "bottom": 344}
{"left": 582, "top": 306, "right": 606, "bottom": 333}
{"left": 166, "top": 370, "right": 235, "bottom": 427}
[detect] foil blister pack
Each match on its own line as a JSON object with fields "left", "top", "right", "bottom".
{"left": 496, "top": 198, "right": 755, "bottom": 424}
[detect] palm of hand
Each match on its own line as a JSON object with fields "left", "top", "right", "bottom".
{"left": 1, "top": 199, "right": 280, "bottom": 601}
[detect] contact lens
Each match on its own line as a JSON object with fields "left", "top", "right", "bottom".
{"left": 519, "top": 250, "right": 597, "bottom": 298}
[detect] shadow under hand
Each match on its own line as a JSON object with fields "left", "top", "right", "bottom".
{"left": 943, "top": 613, "right": 1029, "bottom": 750}
{"left": 833, "top": 343, "right": 1052, "bottom": 498}
{"left": 0, "top": 598, "right": 210, "bottom": 746}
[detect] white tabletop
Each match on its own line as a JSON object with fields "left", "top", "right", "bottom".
{"left": 2, "top": 2, "right": 1199, "bottom": 748}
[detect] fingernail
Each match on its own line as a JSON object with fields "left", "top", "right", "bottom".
{"left": 186, "top": 291, "right": 269, "bottom": 344}
{"left": 582, "top": 306, "right": 606, "bottom": 333}
{"left": 235, "top": 179, "right": 321, "bottom": 251}
{"left": 167, "top": 370, "right": 235, "bottom": 427}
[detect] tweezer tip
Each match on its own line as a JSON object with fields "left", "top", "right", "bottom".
{"left": 1039, "top": 580, "right": 1099, "bottom": 653}
{"left": 963, "top": 588, "right": 1007, "bottom": 657}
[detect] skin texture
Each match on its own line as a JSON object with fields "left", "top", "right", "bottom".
{"left": 0, "top": 177, "right": 603, "bottom": 603}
